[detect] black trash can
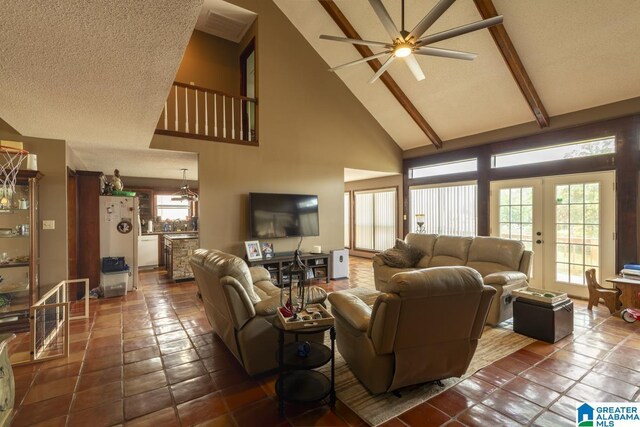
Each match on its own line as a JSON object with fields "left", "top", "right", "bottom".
{"left": 513, "top": 297, "right": 574, "bottom": 343}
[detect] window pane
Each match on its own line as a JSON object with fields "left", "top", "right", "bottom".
{"left": 570, "top": 205, "right": 584, "bottom": 224}
{"left": 354, "top": 189, "right": 396, "bottom": 251}
{"left": 492, "top": 137, "right": 615, "bottom": 168}
{"left": 410, "top": 159, "right": 477, "bottom": 179}
{"left": 555, "top": 182, "right": 601, "bottom": 287}
{"left": 410, "top": 183, "right": 477, "bottom": 237}
{"left": 556, "top": 185, "right": 569, "bottom": 204}
{"left": 354, "top": 193, "right": 374, "bottom": 250}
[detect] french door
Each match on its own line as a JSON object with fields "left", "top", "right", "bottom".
{"left": 490, "top": 179, "right": 543, "bottom": 287}
{"left": 490, "top": 171, "right": 615, "bottom": 298}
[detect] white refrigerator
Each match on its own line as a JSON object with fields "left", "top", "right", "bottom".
{"left": 99, "top": 195, "right": 139, "bottom": 290}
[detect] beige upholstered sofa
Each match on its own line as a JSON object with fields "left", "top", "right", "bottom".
{"left": 190, "top": 249, "right": 327, "bottom": 375}
{"left": 373, "top": 234, "right": 532, "bottom": 325}
{"left": 329, "top": 267, "right": 496, "bottom": 394}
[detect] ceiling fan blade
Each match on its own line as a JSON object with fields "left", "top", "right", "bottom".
{"left": 407, "top": 0, "right": 456, "bottom": 42}
{"left": 329, "top": 51, "right": 393, "bottom": 72}
{"left": 414, "top": 46, "right": 477, "bottom": 60}
{"left": 368, "top": 0, "right": 402, "bottom": 42}
{"left": 368, "top": 55, "right": 396, "bottom": 84}
{"left": 320, "top": 34, "right": 391, "bottom": 48}
{"left": 404, "top": 55, "right": 426, "bottom": 81}
{"left": 417, "top": 15, "right": 503, "bottom": 46}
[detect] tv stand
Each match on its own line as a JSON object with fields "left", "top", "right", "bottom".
{"left": 247, "top": 252, "right": 331, "bottom": 285}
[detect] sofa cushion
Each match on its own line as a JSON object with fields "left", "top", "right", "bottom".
{"left": 405, "top": 234, "right": 437, "bottom": 267}
{"left": 202, "top": 250, "right": 261, "bottom": 305}
{"left": 378, "top": 239, "right": 424, "bottom": 268}
{"left": 429, "top": 235, "right": 473, "bottom": 267}
{"left": 466, "top": 237, "right": 525, "bottom": 277}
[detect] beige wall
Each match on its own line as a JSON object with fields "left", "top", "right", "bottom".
{"left": 0, "top": 132, "right": 68, "bottom": 295}
{"left": 345, "top": 175, "right": 403, "bottom": 258}
{"left": 0, "top": 116, "right": 20, "bottom": 136}
{"left": 175, "top": 30, "right": 242, "bottom": 95}
{"left": 151, "top": 0, "right": 402, "bottom": 256}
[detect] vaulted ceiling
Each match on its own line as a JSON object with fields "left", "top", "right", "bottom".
{"left": 274, "top": 0, "right": 640, "bottom": 150}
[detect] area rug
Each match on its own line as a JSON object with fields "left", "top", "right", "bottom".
{"left": 318, "top": 324, "right": 535, "bottom": 426}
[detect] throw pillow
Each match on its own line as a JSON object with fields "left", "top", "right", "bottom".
{"left": 378, "top": 239, "right": 425, "bottom": 268}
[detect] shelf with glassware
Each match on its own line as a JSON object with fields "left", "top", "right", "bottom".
{"left": 0, "top": 170, "right": 41, "bottom": 333}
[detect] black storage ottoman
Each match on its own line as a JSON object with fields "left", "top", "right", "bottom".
{"left": 513, "top": 297, "right": 573, "bottom": 343}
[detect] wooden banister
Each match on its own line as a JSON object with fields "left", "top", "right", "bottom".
{"left": 155, "top": 81, "right": 258, "bottom": 146}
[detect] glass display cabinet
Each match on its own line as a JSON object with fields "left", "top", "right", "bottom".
{"left": 0, "top": 171, "right": 40, "bottom": 332}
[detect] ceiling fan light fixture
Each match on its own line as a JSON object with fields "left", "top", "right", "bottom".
{"left": 394, "top": 44, "right": 412, "bottom": 58}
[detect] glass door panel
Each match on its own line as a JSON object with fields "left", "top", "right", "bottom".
{"left": 490, "top": 179, "right": 543, "bottom": 287}
{"left": 544, "top": 172, "right": 615, "bottom": 298}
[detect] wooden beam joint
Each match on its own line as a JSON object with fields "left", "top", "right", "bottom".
{"left": 318, "top": 0, "right": 443, "bottom": 148}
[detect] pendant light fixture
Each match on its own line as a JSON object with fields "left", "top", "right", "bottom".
{"left": 171, "top": 169, "right": 198, "bottom": 202}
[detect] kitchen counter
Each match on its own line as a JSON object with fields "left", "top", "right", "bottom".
{"left": 142, "top": 231, "right": 198, "bottom": 235}
{"left": 163, "top": 234, "right": 200, "bottom": 281}
{"left": 164, "top": 234, "right": 199, "bottom": 240}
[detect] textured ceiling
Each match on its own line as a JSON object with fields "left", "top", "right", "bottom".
{"left": 0, "top": 0, "right": 202, "bottom": 179}
{"left": 274, "top": 0, "right": 640, "bottom": 150}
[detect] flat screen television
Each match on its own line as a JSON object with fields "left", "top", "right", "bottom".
{"left": 249, "top": 193, "right": 319, "bottom": 238}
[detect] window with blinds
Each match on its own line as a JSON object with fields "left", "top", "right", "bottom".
{"left": 354, "top": 188, "right": 397, "bottom": 251}
{"left": 409, "top": 182, "right": 477, "bottom": 236}
{"left": 344, "top": 192, "right": 350, "bottom": 248}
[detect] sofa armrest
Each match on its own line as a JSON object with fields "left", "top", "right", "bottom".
{"left": 328, "top": 292, "right": 371, "bottom": 332}
{"left": 372, "top": 254, "right": 386, "bottom": 267}
{"left": 249, "top": 266, "right": 272, "bottom": 283}
{"left": 483, "top": 271, "right": 528, "bottom": 287}
{"left": 254, "top": 294, "right": 281, "bottom": 316}
{"left": 221, "top": 276, "right": 256, "bottom": 329}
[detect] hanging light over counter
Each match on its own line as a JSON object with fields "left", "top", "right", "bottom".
{"left": 171, "top": 168, "right": 198, "bottom": 202}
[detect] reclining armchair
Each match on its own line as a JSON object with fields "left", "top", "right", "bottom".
{"left": 190, "top": 249, "right": 327, "bottom": 375}
{"left": 328, "top": 266, "right": 496, "bottom": 394}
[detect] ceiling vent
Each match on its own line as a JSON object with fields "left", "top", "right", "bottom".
{"left": 202, "top": 10, "right": 249, "bottom": 42}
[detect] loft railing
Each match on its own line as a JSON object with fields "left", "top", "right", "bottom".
{"left": 155, "top": 81, "right": 258, "bottom": 146}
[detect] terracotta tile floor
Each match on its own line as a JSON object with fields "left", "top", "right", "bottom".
{"left": 7, "top": 257, "right": 640, "bottom": 426}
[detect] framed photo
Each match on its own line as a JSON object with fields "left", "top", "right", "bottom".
{"left": 244, "top": 240, "right": 262, "bottom": 261}
{"left": 261, "top": 242, "right": 274, "bottom": 258}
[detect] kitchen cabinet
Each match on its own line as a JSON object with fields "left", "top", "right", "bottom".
{"left": 0, "top": 171, "right": 41, "bottom": 333}
{"left": 131, "top": 188, "right": 153, "bottom": 222}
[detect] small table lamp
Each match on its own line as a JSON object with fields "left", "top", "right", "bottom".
{"left": 415, "top": 214, "right": 426, "bottom": 233}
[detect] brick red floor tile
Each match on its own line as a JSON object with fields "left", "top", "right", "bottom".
{"left": 427, "top": 389, "right": 475, "bottom": 417}
{"left": 8, "top": 260, "right": 640, "bottom": 427}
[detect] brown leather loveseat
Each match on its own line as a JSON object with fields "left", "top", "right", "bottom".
{"left": 190, "top": 249, "right": 327, "bottom": 375}
{"left": 328, "top": 267, "right": 496, "bottom": 394}
{"left": 373, "top": 234, "right": 532, "bottom": 325}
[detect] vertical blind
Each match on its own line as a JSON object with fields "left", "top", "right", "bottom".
{"left": 354, "top": 188, "right": 396, "bottom": 251}
{"left": 344, "top": 192, "right": 350, "bottom": 248}
{"left": 409, "top": 182, "right": 477, "bottom": 236}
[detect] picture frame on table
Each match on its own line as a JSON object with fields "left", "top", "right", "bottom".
{"left": 261, "top": 242, "right": 274, "bottom": 258}
{"left": 244, "top": 240, "right": 262, "bottom": 261}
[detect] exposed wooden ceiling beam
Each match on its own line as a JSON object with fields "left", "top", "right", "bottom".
{"left": 318, "top": 0, "right": 443, "bottom": 148}
{"left": 474, "top": 0, "right": 550, "bottom": 128}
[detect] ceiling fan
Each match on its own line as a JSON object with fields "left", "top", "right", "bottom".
{"left": 320, "top": 0, "right": 503, "bottom": 83}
